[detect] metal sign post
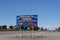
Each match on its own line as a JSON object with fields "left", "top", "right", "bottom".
{"left": 19, "top": 26, "right": 23, "bottom": 39}
{"left": 31, "top": 26, "right": 34, "bottom": 39}
{"left": 19, "top": 22, "right": 23, "bottom": 38}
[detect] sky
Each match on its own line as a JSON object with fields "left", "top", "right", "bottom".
{"left": 0, "top": 0, "right": 60, "bottom": 30}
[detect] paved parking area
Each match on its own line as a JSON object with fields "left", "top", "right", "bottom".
{"left": 0, "top": 31, "right": 60, "bottom": 40}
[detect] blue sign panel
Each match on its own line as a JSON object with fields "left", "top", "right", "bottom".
{"left": 16, "top": 15, "right": 38, "bottom": 28}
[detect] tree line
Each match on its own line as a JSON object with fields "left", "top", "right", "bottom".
{"left": 0, "top": 25, "right": 48, "bottom": 31}
{"left": 0, "top": 25, "right": 16, "bottom": 31}
{"left": 1, "top": 25, "right": 60, "bottom": 31}
{"left": 0, "top": 25, "right": 40, "bottom": 31}
{"left": 55, "top": 27, "right": 60, "bottom": 31}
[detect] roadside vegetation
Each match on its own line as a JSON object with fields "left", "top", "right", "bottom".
{"left": 0, "top": 25, "right": 46, "bottom": 31}
{"left": 55, "top": 27, "right": 60, "bottom": 31}
{"left": 0, "top": 25, "right": 60, "bottom": 31}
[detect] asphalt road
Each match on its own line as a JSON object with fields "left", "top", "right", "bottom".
{"left": 0, "top": 31, "right": 60, "bottom": 40}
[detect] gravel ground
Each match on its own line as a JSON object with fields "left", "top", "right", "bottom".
{"left": 0, "top": 31, "right": 60, "bottom": 40}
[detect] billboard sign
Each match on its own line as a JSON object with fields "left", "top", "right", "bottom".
{"left": 16, "top": 15, "right": 38, "bottom": 28}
